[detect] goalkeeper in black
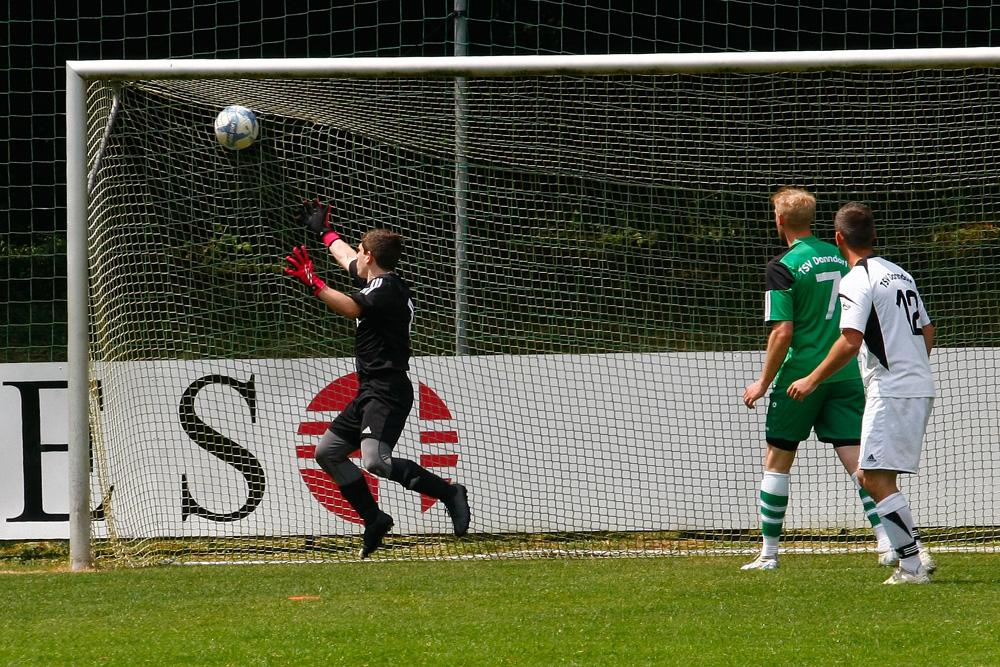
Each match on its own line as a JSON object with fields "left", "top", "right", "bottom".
{"left": 285, "top": 199, "right": 470, "bottom": 558}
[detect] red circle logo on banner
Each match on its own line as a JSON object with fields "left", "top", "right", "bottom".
{"left": 296, "top": 373, "right": 459, "bottom": 524}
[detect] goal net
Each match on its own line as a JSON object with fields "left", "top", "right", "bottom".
{"left": 72, "top": 53, "right": 1000, "bottom": 566}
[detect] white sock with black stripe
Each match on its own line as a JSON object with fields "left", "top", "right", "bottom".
{"left": 876, "top": 491, "right": 922, "bottom": 573}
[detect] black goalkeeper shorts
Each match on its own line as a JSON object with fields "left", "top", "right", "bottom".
{"left": 327, "top": 372, "right": 414, "bottom": 449}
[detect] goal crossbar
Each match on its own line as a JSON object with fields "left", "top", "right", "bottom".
{"left": 67, "top": 47, "right": 1000, "bottom": 81}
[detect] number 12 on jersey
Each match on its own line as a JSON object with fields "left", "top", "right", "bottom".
{"left": 896, "top": 289, "right": 923, "bottom": 335}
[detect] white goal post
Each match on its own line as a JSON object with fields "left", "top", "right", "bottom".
{"left": 66, "top": 48, "right": 1000, "bottom": 569}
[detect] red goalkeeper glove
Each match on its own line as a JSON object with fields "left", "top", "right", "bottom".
{"left": 284, "top": 245, "right": 327, "bottom": 296}
{"left": 297, "top": 198, "right": 341, "bottom": 247}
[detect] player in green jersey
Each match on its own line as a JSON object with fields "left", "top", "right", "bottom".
{"left": 741, "top": 187, "right": 892, "bottom": 570}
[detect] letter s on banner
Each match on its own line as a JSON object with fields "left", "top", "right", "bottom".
{"left": 178, "top": 374, "right": 265, "bottom": 522}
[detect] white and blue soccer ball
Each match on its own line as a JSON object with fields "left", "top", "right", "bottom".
{"left": 214, "top": 105, "right": 259, "bottom": 150}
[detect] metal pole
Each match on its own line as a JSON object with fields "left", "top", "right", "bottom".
{"left": 66, "top": 65, "right": 93, "bottom": 570}
{"left": 454, "top": 0, "right": 470, "bottom": 355}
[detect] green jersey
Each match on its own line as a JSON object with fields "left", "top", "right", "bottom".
{"left": 763, "top": 235, "right": 861, "bottom": 387}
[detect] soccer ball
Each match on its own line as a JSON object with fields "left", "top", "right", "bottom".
{"left": 214, "top": 105, "right": 259, "bottom": 150}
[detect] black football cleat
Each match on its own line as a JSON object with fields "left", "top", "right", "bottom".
{"left": 360, "top": 511, "right": 394, "bottom": 559}
{"left": 443, "top": 484, "right": 470, "bottom": 537}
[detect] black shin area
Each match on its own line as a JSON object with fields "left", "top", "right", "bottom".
{"left": 338, "top": 478, "right": 380, "bottom": 525}
{"left": 389, "top": 458, "right": 454, "bottom": 499}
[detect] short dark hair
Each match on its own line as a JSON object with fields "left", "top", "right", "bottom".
{"left": 361, "top": 228, "right": 403, "bottom": 271}
{"left": 834, "top": 202, "right": 875, "bottom": 250}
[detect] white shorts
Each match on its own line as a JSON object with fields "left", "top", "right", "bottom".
{"left": 859, "top": 396, "right": 934, "bottom": 474}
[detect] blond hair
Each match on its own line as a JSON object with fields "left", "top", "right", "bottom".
{"left": 771, "top": 187, "right": 816, "bottom": 230}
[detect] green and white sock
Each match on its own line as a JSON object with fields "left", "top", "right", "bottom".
{"left": 760, "top": 471, "right": 789, "bottom": 558}
{"left": 852, "top": 472, "right": 891, "bottom": 552}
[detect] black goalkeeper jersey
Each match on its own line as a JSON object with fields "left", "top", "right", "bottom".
{"left": 348, "top": 260, "right": 414, "bottom": 377}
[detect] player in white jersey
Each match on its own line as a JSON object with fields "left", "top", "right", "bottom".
{"left": 787, "top": 202, "right": 937, "bottom": 584}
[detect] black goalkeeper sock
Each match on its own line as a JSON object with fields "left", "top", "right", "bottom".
{"left": 390, "top": 458, "right": 455, "bottom": 499}
{"left": 338, "top": 478, "right": 381, "bottom": 524}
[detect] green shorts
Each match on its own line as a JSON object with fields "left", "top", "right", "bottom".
{"left": 765, "top": 379, "right": 864, "bottom": 451}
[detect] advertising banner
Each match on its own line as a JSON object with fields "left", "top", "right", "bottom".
{"left": 2, "top": 350, "right": 996, "bottom": 539}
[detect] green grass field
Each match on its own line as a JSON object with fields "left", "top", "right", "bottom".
{"left": 2, "top": 553, "right": 997, "bottom": 666}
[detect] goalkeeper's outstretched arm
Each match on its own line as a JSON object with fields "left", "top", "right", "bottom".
{"left": 296, "top": 197, "right": 359, "bottom": 273}
{"left": 327, "top": 237, "right": 358, "bottom": 274}
{"left": 284, "top": 245, "right": 362, "bottom": 319}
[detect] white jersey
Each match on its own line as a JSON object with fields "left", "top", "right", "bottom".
{"left": 838, "top": 256, "right": 935, "bottom": 398}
